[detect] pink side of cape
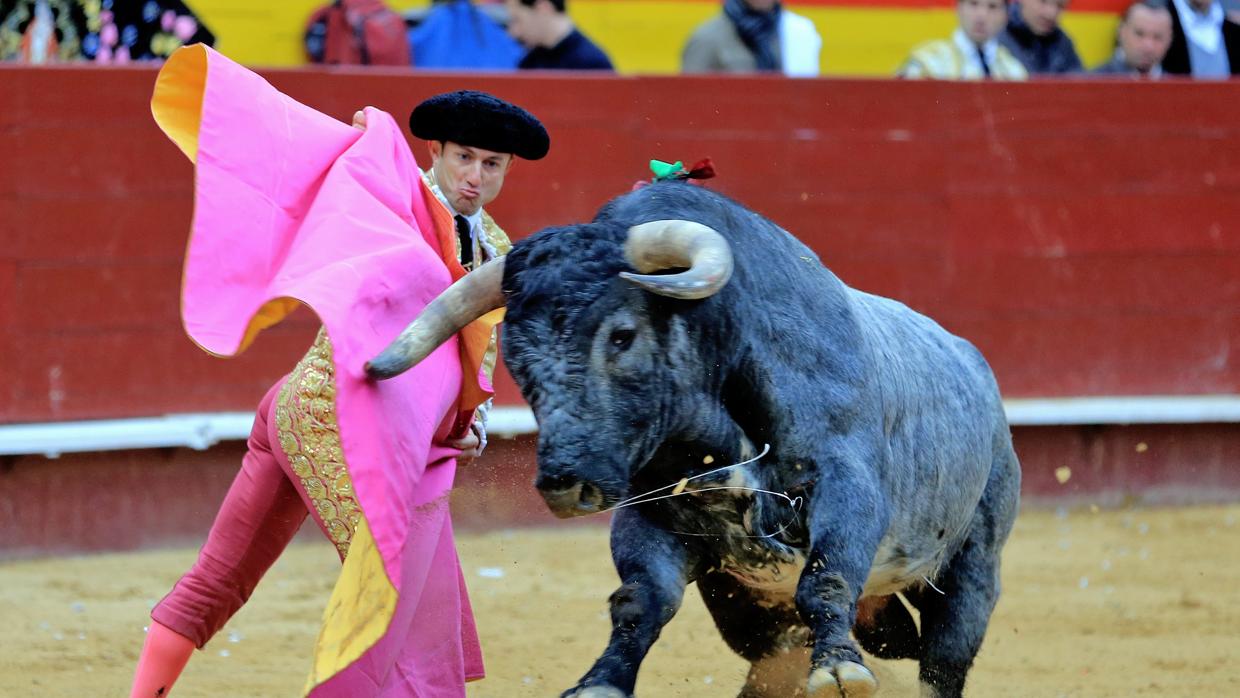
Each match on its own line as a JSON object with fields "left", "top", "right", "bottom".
{"left": 174, "top": 47, "right": 484, "bottom": 692}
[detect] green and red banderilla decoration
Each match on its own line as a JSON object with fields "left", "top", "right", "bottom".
{"left": 632, "top": 158, "right": 717, "bottom": 191}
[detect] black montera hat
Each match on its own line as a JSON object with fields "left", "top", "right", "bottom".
{"left": 409, "top": 90, "right": 550, "bottom": 160}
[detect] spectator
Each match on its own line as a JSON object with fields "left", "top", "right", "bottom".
{"left": 681, "top": 0, "right": 822, "bottom": 77}
{"left": 899, "top": 0, "right": 1028, "bottom": 79}
{"left": 1163, "top": 0, "right": 1240, "bottom": 77}
{"left": 1093, "top": 0, "right": 1174, "bottom": 77}
{"left": 410, "top": 0, "right": 524, "bottom": 69}
{"left": 1000, "top": 0, "right": 1084, "bottom": 74}
{"left": 304, "top": 0, "right": 410, "bottom": 66}
{"left": 505, "top": 0, "right": 613, "bottom": 70}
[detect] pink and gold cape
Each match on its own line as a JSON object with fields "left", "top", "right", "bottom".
{"left": 152, "top": 44, "right": 501, "bottom": 696}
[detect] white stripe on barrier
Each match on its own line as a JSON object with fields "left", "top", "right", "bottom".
{"left": 0, "top": 412, "right": 257, "bottom": 458}
{"left": 2, "top": 396, "right": 1239, "bottom": 457}
{"left": 1002, "top": 396, "right": 1240, "bottom": 426}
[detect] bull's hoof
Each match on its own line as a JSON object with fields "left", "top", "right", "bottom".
{"left": 561, "top": 685, "right": 630, "bottom": 698}
{"left": 807, "top": 661, "right": 878, "bottom": 698}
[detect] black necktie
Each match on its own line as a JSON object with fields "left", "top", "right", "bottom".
{"left": 455, "top": 214, "right": 474, "bottom": 270}
{"left": 977, "top": 46, "right": 992, "bottom": 78}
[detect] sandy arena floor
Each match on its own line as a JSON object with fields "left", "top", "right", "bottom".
{"left": 2, "top": 505, "right": 1238, "bottom": 697}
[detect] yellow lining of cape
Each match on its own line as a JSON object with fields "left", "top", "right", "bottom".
{"left": 303, "top": 515, "right": 398, "bottom": 695}
{"left": 151, "top": 44, "right": 206, "bottom": 163}
{"left": 153, "top": 46, "right": 305, "bottom": 357}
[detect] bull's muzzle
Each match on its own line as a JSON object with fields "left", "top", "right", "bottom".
{"left": 536, "top": 476, "right": 605, "bottom": 519}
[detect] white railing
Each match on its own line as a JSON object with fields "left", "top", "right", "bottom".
{"left": 3, "top": 397, "right": 1239, "bottom": 458}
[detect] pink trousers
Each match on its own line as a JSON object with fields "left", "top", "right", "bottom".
{"left": 152, "top": 379, "right": 312, "bottom": 648}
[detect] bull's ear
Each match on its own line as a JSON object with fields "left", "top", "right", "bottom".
{"left": 365, "top": 257, "right": 507, "bottom": 380}
{"left": 621, "top": 220, "right": 733, "bottom": 299}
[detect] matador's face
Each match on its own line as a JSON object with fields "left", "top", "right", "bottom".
{"left": 429, "top": 141, "right": 514, "bottom": 217}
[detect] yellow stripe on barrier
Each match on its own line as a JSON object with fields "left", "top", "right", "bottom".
{"left": 578, "top": 5, "right": 1121, "bottom": 76}
{"left": 187, "top": 0, "right": 1120, "bottom": 75}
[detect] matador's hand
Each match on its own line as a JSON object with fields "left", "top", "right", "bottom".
{"left": 446, "top": 421, "right": 486, "bottom": 464}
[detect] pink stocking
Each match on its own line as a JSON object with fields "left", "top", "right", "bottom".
{"left": 129, "top": 620, "right": 195, "bottom": 697}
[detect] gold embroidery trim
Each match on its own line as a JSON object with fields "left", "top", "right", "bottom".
{"left": 275, "top": 328, "right": 360, "bottom": 559}
{"left": 480, "top": 209, "right": 512, "bottom": 255}
{"left": 478, "top": 212, "right": 508, "bottom": 383}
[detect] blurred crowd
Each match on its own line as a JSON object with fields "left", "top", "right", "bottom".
{"left": 0, "top": 0, "right": 212, "bottom": 63}
{"left": 3, "top": 0, "right": 1238, "bottom": 79}
{"left": 900, "top": 0, "right": 1240, "bottom": 79}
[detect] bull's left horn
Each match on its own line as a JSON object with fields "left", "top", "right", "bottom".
{"left": 365, "top": 257, "right": 506, "bottom": 380}
{"left": 620, "top": 220, "right": 733, "bottom": 299}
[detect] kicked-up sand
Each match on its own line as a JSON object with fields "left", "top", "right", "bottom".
{"left": 1, "top": 505, "right": 1238, "bottom": 697}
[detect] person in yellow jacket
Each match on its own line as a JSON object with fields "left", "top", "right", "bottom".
{"left": 899, "top": 0, "right": 1030, "bottom": 79}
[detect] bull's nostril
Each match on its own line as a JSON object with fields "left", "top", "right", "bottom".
{"left": 535, "top": 477, "right": 611, "bottom": 518}
{"left": 538, "top": 481, "right": 586, "bottom": 519}
{"left": 578, "top": 482, "right": 603, "bottom": 509}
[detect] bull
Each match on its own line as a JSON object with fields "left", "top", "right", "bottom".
{"left": 367, "top": 182, "right": 1021, "bottom": 698}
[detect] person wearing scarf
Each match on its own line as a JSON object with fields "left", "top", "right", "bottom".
{"left": 682, "top": 0, "right": 822, "bottom": 77}
{"left": 726, "top": 0, "right": 781, "bottom": 71}
{"left": 999, "top": 0, "right": 1085, "bottom": 74}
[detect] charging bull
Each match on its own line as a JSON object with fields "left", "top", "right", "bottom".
{"left": 366, "top": 182, "right": 1020, "bottom": 698}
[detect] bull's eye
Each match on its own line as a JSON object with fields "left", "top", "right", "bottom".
{"left": 609, "top": 328, "right": 636, "bottom": 351}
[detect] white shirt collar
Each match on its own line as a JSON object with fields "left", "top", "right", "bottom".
{"left": 952, "top": 29, "right": 1000, "bottom": 73}
{"left": 458, "top": 207, "right": 484, "bottom": 232}
{"left": 1172, "top": 0, "right": 1225, "bottom": 53}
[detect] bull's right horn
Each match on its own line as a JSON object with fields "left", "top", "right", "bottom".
{"left": 365, "top": 257, "right": 506, "bottom": 380}
{"left": 620, "top": 219, "right": 733, "bottom": 299}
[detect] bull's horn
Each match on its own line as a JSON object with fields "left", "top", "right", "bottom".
{"left": 620, "top": 220, "right": 733, "bottom": 299}
{"left": 364, "top": 257, "right": 506, "bottom": 380}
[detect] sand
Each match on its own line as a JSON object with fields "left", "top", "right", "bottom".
{"left": 2, "top": 505, "right": 1239, "bottom": 697}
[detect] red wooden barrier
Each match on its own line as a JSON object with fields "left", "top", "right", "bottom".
{"left": 2, "top": 64, "right": 1239, "bottom": 423}
{"left": 4, "top": 422, "right": 1240, "bottom": 557}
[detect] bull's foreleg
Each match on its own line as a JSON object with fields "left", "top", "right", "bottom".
{"left": 561, "top": 508, "right": 698, "bottom": 698}
{"left": 795, "top": 470, "right": 886, "bottom": 698}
